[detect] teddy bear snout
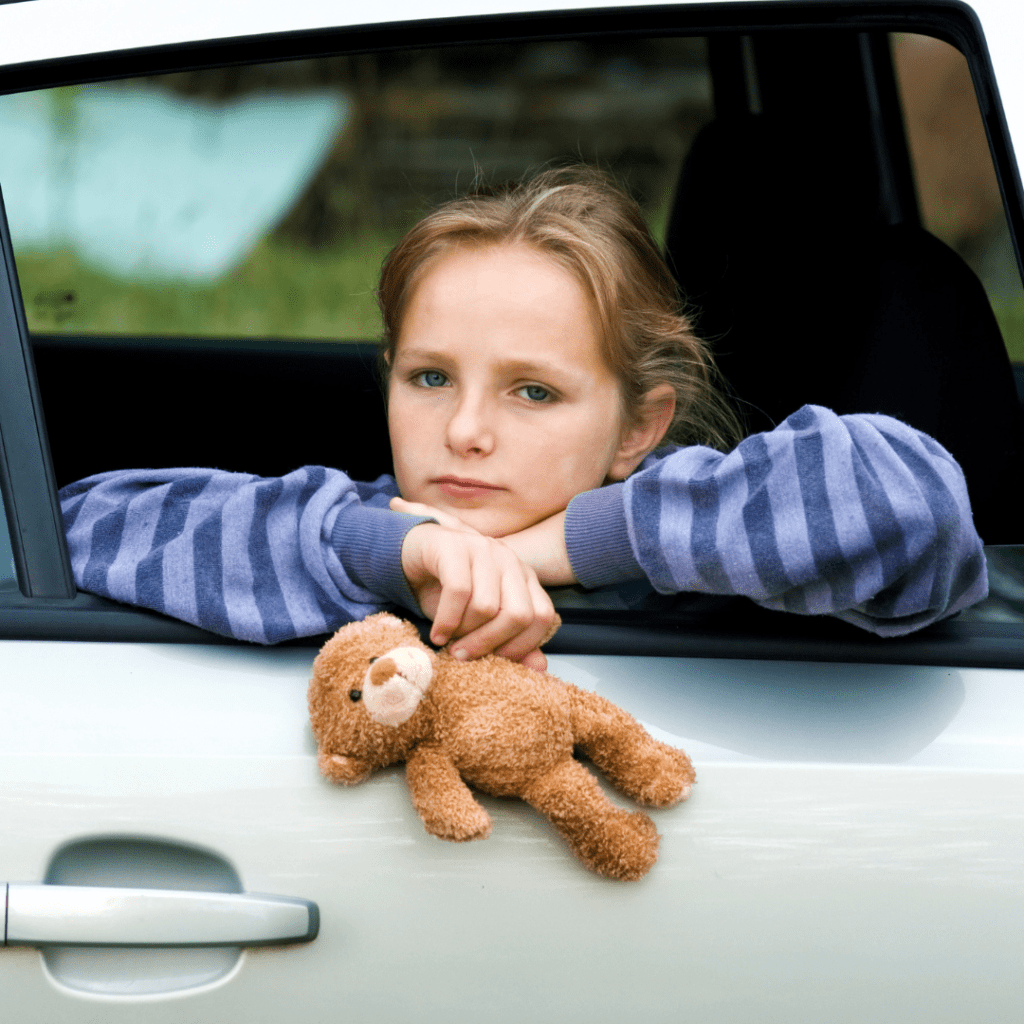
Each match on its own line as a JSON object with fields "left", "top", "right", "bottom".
{"left": 361, "top": 645, "right": 434, "bottom": 728}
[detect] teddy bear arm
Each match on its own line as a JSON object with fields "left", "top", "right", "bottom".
{"left": 318, "top": 749, "right": 374, "bottom": 785}
{"left": 405, "top": 743, "right": 492, "bottom": 842}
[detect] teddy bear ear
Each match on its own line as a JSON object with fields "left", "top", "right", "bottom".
{"left": 365, "top": 612, "right": 405, "bottom": 629}
{"left": 402, "top": 618, "right": 426, "bottom": 643}
{"left": 370, "top": 612, "right": 427, "bottom": 646}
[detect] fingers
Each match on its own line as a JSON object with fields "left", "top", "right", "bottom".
{"left": 429, "top": 542, "right": 492, "bottom": 646}
{"left": 519, "top": 648, "right": 549, "bottom": 673}
{"left": 401, "top": 523, "right": 557, "bottom": 664}
{"left": 447, "top": 550, "right": 557, "bottom": 665}
{"left": 487, "top": 570, "right": 557, "bottom": 664}
{"left": 435, "top": 536, "right": 529, "bottom": 651}
{"left": 407, "top": 528, "right": 511, "bottom": 647}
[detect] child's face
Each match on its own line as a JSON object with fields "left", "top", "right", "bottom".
{"left": 388, "top": 242, "right": 643, "bottom": 538}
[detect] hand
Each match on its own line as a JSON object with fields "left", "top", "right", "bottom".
{"left": 390, "top": 497, "right": 479, "bottom": 535}
{"left": 400, "top": 520, "right": 556, "bottom": 672}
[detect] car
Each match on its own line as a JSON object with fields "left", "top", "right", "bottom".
{"left": 1, "top": 0, "right": 1022, "bottom": 1021}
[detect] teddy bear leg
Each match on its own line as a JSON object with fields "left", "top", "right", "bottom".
{"left": 522, "top": 758, "right": 660, "bottom": 881}
{"left": 406, "top": 743, "right": 493, "bottom": 842}
{"left": 568, "top": 688, "right": 696, "bottom": 808}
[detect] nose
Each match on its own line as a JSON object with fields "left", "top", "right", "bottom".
{"left": 445, "top": 389, "right": 496, "bottom": 457}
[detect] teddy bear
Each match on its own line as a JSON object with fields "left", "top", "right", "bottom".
{"left": 308, "top": 612, "right": 695, "bottom": 880}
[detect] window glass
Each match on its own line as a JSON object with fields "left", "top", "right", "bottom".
{"left": 892, "top": 33, "right": 1024, "bottom": 364}
{"left": 0, "top": 40, "right": 712, "bottom": 342}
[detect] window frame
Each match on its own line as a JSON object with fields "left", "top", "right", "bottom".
{"left": 1, "top": 0, "right": 1022, "bottom": 665}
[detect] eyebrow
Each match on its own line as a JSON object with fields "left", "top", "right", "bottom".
{"left": 395, "top": 348, "right": 587, "bottom": 384}
{"left": 392, "top": 347, "right": 454, "bottom": 366}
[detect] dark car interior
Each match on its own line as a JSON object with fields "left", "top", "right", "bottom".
{"left": 3, "top": 5, "right": 1024, "bottom": 662}
{"left": 668, "top": 32, "right": 1024, "bottom": 544}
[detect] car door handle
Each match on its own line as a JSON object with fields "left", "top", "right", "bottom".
{"left": 4, "top": 883, "right": 319, "bottom": 947}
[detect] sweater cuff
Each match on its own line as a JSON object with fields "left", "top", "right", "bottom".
{"left": 564, "top": 483, "right": 646, "bottom": 589}
{"left": 331, "top": 506, "right": 436, "bottom": 614}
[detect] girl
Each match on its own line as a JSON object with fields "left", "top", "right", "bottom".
{"left": 60, "top": 168, "right": 987, "bottom": 667}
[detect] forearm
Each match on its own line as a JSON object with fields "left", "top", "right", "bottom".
{"left": 389, "top": 496, "right": 578, "bottom": 588}
{"left": 60, "top": 466, "right": 411, "bottom": 642}
{"left": 623, "top": 405, "right": 988, "bottom": 634}
{"left": 500, "top": 510, "right": 577, "bottom": 586}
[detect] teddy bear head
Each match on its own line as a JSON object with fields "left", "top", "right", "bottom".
{"left": 308, "top": 612, "right": 437, "bottom": 784}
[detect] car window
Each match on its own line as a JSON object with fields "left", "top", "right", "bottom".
{"left": 1, "top": 17, "right": 1022, "bottom": 660}
{"left": 7, "top": 32, "right": 1018, "bottom": 364}
{"left": 887, "top": 32, "right": 1024, "bottom": 590}
{"left": 0, "top": 38, "right": 712, "bottom": 343}
{"left": 892, "top": 32, "right": 1024, "bottom": 367}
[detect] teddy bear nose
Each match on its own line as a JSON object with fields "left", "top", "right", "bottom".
{"left": 370, "top": 657, "right": 397, "bottom": 686}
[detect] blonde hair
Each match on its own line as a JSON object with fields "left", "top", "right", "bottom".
{"left": 377, "top": 166, "right": 742, "bottom": 452}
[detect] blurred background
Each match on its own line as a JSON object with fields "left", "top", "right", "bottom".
{"left": 0, "top": 33, "right": 1021, "bottom": 362}
{"left": 0, "top": 38, "right": 709, "bottom": 342}
{"left": 892, "top": 33, "right": 1024, "bottom": 361}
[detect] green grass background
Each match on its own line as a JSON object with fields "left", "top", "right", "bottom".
{"left": 14, "top": 232, "right": 1024, "bottom": 364}
{"left": 16, "top": 232, "right": 402, "bottom": 341}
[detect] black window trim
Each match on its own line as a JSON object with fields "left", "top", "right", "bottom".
{"left": 2, "top": 0, "right": 1023, "bottom": 666}
{"left": 0, "top": 184, "right": 75, "bottom": 598}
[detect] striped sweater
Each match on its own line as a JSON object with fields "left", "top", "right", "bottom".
{"left": 59, "top": 405, "right": 987, "bottom": 643}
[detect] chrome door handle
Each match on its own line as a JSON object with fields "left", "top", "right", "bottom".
{"left": 4, "top": 883, "right": 318, "bottom": 947}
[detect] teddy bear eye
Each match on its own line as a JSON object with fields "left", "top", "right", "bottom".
{"left": 349, "top": 689, "right": 362, "bottom": 702}
{"left": 369, "top": 656, "right": 378, "bottom": 664}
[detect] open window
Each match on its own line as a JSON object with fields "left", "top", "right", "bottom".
{"left": 0, "top": 4, "right": 1022, "bottom": 660}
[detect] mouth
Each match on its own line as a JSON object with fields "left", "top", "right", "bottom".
{"left": 433, "top": 475, "right": 506, "bottom": 499}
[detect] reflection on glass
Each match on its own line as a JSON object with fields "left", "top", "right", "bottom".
{"left": 893, "top": 34, "right": 1024, "bottom": 364}
{"left": 0, "top": 86, "right": 347, "bottom": 282}
{"left": 959, "top": 547, "right": 1024, "bottom": 623}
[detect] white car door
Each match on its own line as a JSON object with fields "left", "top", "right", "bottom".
{"left": 3, "top": 640, "right": 1023, "bottom": 1022}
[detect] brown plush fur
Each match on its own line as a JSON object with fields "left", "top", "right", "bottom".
{"left": 308, "top": 612, "right": 695, "bottom": 880}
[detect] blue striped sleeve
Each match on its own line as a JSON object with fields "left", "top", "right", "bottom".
{"left": 59, "top": 467, "right": 412, "bottom": 643}
{"left": 135, "top": 474, "right": 215, "bottom": 614}
{"left": 616, "top": 405, "right": 987, "bottom": 636}
{"left": 564, "top": 482, "right": 645, "bottom": 589}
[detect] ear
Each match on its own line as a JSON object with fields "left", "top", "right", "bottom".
{"left": 607, "top": 385, "right": 676, "bottom": 481}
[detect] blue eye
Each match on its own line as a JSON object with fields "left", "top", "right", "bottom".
{"left": 416, "top": 370, "right": 449, "bottom": 388}
{"left": 519, "top": 384, "right": 551, "bottom": 403}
